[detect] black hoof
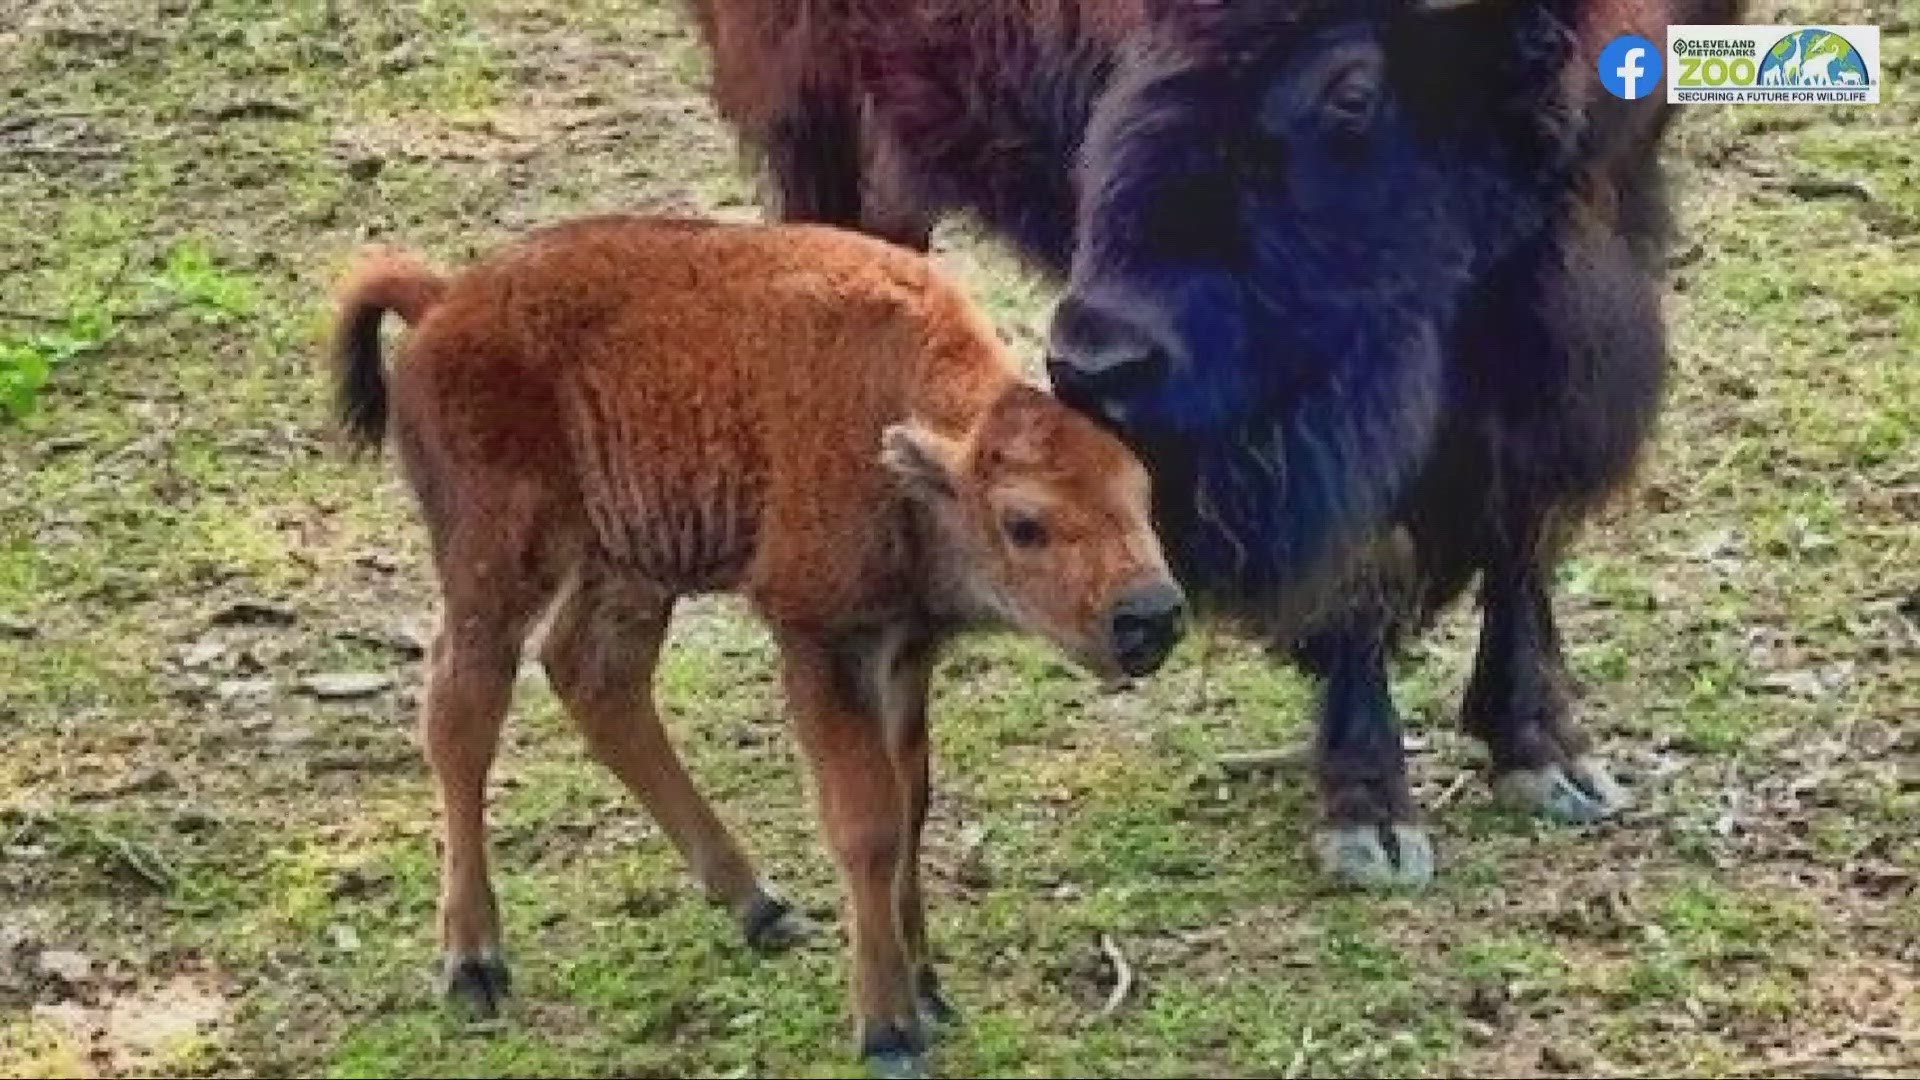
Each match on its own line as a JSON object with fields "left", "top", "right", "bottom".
{"left": 861, "top": 1020, "right": 929, "bottom": 1079}
{"left": 443, "top": 952, "right": 511, "bottom": 1020}
{"left": 1312, "top": 822, "right": 1435, "bottom": 889}
{"left": 739, "top": 892, "right": 816, "bottom": 953}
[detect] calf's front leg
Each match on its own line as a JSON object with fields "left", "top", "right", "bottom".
{"left": 872, "top": 631, "right": 955, "bottom": 1030}
{"left": 778, "top": 628, "right": 928, "bottom": 1078}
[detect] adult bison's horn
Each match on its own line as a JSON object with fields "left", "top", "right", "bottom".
{"left": 1044, "top": 295, "right": 1170, "bottom": 401}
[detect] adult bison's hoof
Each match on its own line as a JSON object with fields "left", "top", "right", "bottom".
{"left": 864, "top": 1049, "right": 930, "bottom": 1080}
{"left": 1312, "top": 822, "right": 1435, "bottom": 889}
{"left": 739, "top": 892, "right": 815, "bottom": 953}
{"left": 1494, "top": 755, "right": 1631, "bottom": 824}
{"left": 443, "top": 952, "right": 512, "bottom": 1020}
{"left": 862, "top": 1021, "right": 930, "bottom": 1079}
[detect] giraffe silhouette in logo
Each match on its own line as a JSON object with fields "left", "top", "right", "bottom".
{"left": 1779, "top": 32, "right": 1804, "bottom": 82}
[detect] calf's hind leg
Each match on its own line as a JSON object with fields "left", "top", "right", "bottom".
{"left": 422, "top": 575, "right": 543, "bottom": 1020}
{"left": 539, "top": 574, "right": 809, "bottom": 950}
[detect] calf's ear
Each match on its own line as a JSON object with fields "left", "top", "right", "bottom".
{"left": 880, "top": 423, "right": 961, "bottom": 501}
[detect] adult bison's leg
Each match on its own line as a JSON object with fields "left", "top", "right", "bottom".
{"left": 858, "top": 122, "right": 937, "bottom": 252}
{"left": 1463, "top": 523, "right": 1630, "bottom": 823}
{"left": 777, "top": 627, "right": 926, "bottom": 1079}
{"left": 1454, "top": 218, "right": 1663, "bottom": 824}
{"left": 763, "top": 93, "right": 935, "bottom": 251}
{"left": 763, "top": 90, "right": 865, "bottom": 227}
{"left": 1297, "top": 616, "right": 1435, "bottom": 888}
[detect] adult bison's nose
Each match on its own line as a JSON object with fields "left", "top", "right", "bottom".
{"left": 1108, "top": 579, "right": 1188, "bottom": 678}
{"left": 1045, "top": 294, "right": 1168, "bottom": 404}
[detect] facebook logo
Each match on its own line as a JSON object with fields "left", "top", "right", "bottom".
{"left": 1599, "top": 34, "right": 1663, "bottom": 100}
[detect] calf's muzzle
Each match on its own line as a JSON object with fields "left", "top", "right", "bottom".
{"left": 1108, "top": 578, "right": 1188, "bottom": 677}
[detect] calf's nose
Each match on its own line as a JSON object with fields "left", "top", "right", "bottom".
{"left": 1109, "top": 579, "right": 1188, "bottom": 677}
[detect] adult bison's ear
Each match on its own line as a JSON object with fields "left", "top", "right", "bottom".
{"left": 1140, "top": 0, "right": 1234, "bottom": 40}
{"left": 880, "top": 423, "right": 961, "bottom": 502}
{"left": 1502, "top": 0, "right": 1587, "bottom": 158}
{"left": 1387, "top": 0, "right": 1584, "bottom": 161}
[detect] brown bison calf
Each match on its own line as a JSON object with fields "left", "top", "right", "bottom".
{"left": 327, "top": 215, "right": 1185, "bottom": 1075}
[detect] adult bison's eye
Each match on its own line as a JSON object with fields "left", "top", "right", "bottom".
{"left": 1320, "top": 62, "right": 1380, "bottom": 135}
{"left": 1258, "top": 38, "right": 1383, "bottom": 144}
{"left": 1003, "top": 511, "right": 1049, "bottom": 549}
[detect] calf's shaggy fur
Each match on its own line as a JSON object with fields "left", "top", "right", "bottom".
{"left": 327, "top": 216, "right": 1182, "bottom": 1074}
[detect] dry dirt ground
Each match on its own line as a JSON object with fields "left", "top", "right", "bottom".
{"left": 1, "top": 1, "right": 1915, "bottom": 1077}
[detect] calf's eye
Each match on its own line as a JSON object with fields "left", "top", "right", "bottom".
{"left": 1003, "top": 513, "right": 1049, "bottom": 548}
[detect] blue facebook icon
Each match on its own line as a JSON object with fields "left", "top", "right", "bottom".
{"left": 1599, "top": 34, "right": 1663, "bottom": 100}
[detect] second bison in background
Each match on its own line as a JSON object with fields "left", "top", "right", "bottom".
{"left": 328, "top": 216, "right": 1184, "bottom": 1077}
{"left": 684, "top": 0, "right": 1746, "bottom": 887}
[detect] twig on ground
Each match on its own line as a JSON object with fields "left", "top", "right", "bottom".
{"left": 0, "top": 303, "right": 176, "bottom": 326}
{"left": 3, "top": 807, "right": 177, "bottom": 891}
{"left": 1745, "top": 1056, "right": 1920, "bottom": 1078}
{"left": 1, "top": 251, "right": 155, "bottom": 335}
{"left": 0, "top": 310, "right": 79, "bottom": 325}
{"left": 1431, "top": 771, "right": 1473, "bottom": 810}
{"left": 3, "top": 806, "right": 48, "bottom": 850}
{"left": 2, "top": 143, "right": 124, "bottom": 159}
{"left": 1097, "top": 933, "right": 1133, "bottom": 1019}
{"left": 1283, "top": 1024, "right": 1316, "bottom": 1079}
{"left": 1773, "top": 176, "right": 1875, "bottom": 202}
{"left": 93, "top": 828, "right": 175, "bottom": 890}
{"left": 1852, "top": 1026, "right": 1920, "bottom": 1045}
{"left": 0, "top": 110, "right": 104, "bottom": 135}
{"left": 1216, "top": 745, "right": 1312, "bottom": 777}
{"left": 1744, "top": 1025, "right": 1920, "bottom": 1077}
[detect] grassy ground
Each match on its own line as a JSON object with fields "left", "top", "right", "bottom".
{"left": 1, "top": 1, "right": 1915, "bottom": 1076}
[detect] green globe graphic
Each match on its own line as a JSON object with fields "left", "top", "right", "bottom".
{"left": 1758, "top": 29, "right": 1870, "bottom": 87}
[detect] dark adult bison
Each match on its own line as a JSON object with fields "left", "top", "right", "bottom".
{"left": 683, "top": 0, "right": 1741, "bottom": 888}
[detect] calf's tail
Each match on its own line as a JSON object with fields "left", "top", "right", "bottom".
{"left": 329, "top": 246, "right": 447, "bottom": 450}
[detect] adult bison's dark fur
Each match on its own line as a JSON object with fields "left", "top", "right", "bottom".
{"left": 683, "top": 0, "right": 1743, "bottom": 888}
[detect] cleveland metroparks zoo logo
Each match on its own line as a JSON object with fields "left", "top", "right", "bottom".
{"left": 1668, "top": 25, "right": 1881, "bottom": 104}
